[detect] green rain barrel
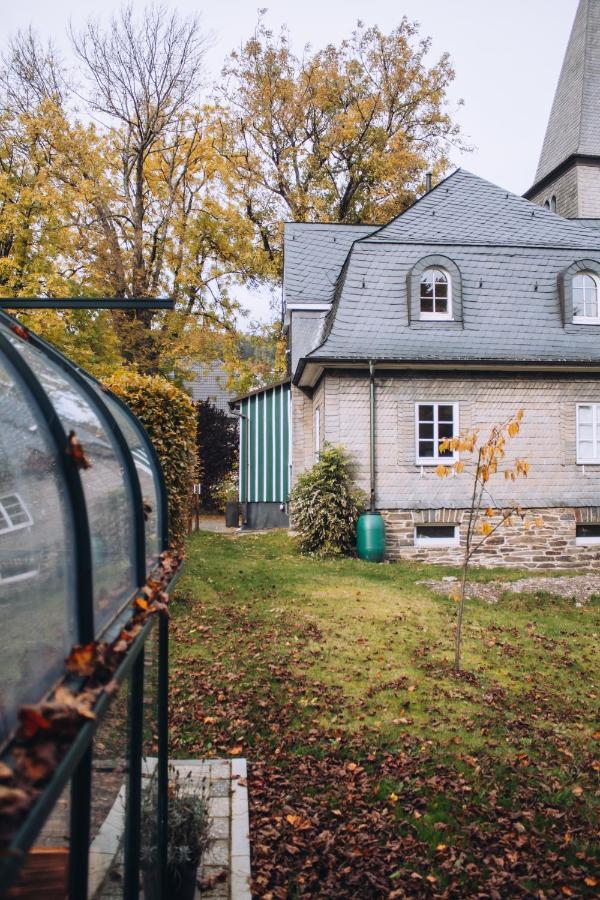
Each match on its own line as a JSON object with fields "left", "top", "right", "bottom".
{"left": 357, "top": 512, "right": 385, "bottom": 562}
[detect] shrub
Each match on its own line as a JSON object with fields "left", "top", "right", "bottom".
{"left": 290, "top": 444, "right": 365, "bottom": 556}
{"left": 196, "top": 400, "right": 238, "bottom": 509}
{"left": 212, "top": 472, "right": 239, "bottom": 513}
{"left": 105, "top": 371, "right": 197, "bottom": 549}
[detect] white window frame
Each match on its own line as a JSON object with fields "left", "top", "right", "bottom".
{"left": 0, "top": 493, "right": 33, "bottom": 535}
{"left": 414, "top": 402, "right": 459, "bottom": 465}
{"left": 573, "top": 272, "right": 600, "bottom": 324}
{"left": 414, "top": 524, "right": 459, "bottom": 548}
{"left": 419, "top": 268, "right": 453, "bottom": 321}
{"left": 576, "top": 403, "right": 600, "bottom": 464}
{"left": 314, "top": 406, "right": 321, "bottom": 459}
{"left": 575, "top": 524, "right": 600, "bottom": 546}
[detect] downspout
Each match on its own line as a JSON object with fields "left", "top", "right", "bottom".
{"left": 369, "top": 360, "right": 376, "bottom": 511}
{"left": 231, "top": 408, "right": 249, "bottom": 527}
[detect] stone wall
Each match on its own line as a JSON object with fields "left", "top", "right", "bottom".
{"left": 381, "top": 507, "right": 600, "bottom": 568}
{"left": 528, "top": 162, "right": 600, "bottom": 219}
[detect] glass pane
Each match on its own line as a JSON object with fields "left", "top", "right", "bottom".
{"left": 0, "top": 353, "right": 76, "bottom": 745}
{"left": 438, "top": 405, "right": 454, "bottom": 422}
{"left": 9, "top": 779, "right": 71, "bottom": 895}
{"left": 419, "top": 441, "right": 434, "bottom": 458}
{"left": 434, "top": 296, "right": 448, "bottom": 314}
{"left": 4, "top": 331, "right": 137, "bottom": 634}
{"left": 579, "top": 441, "right": 594, "bottom": 458}
{"left": 418, "top": 422, "right": 434, "bottom": 439}
{"left": 141, "top": 625, "right": 159, "bottom": 900}
{"left": 89, "top": 676, "right": 131, "bottom": 899}
{"left": 579, "top": 424, "right": 593, "bottom": 441}
{"left": 92, "top": 386, "right": 161, "bottom": 570}
{"left": 438, "top": 422, "right": 454, "bottom": 440}
{"left": 418, "top": 405, "right": 434, "bottom": 422}
{"left": 579, "top": 405, "right": 593, "bottom": 424}
{"left": 420, "top": 295, "right": 433, "bottom": 313}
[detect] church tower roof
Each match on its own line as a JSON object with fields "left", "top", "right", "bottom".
{"left": 536, "top": 0, "right": 600, "bottom": 182}
{"left": 526, "top": 0, "right": 600, "bottom": 215}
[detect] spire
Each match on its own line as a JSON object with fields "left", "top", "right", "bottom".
{"left": 535, "top": 0, "right": 600, "bottom": 183}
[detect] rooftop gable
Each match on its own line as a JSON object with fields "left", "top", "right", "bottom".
{"left": 363, "top": 169, "right": 600, "bottom": 249}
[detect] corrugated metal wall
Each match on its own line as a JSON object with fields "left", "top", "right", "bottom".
{"left": 239, "top": 382, "right": 291, "bottom": 503}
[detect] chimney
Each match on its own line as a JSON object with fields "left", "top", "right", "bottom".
{"left": 425, "top": 172, "right": 433, "bottom": 193}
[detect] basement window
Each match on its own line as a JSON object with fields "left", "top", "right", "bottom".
{"left": 414, "top": 524, "right": 459, "bottom": 547}
{"left": 0, "top": 493, "right": 33, "bottom": 534}
{"left": 575, "top": 523, "right": 600, "bottom": 545}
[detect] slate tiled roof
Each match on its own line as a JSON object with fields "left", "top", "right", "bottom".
{"left": 534, "top": 0, "right": 600, "bottom": 184}
{"left": 184, "top": 360, "right": 233, "bottom": 414}
{"left": 364, "top": 169, "right": 600, "bottom": 248}
{"left": 283, "top": 222, "right": 376, "bottom": 304}
{"left": 300, "top": 169, "right": 600, "bottom": 369}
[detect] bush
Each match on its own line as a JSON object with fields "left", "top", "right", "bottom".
{"left": 105, "top": 371, "right": 197, "bottom": 549}
{"left": 196, "top": 400, "right": 238, "bottom": 509}
{"left": 290, "top": 444, "right": 365, "bottom": 556}
{"left": 212, "top": 472, "right": 239, "bottom": 513}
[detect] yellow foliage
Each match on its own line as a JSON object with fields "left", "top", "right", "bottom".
{"left": 435, "top": 465, "right": 449, "bottom": 478}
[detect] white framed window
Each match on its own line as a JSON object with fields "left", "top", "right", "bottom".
{"left": 314, "top": 406, "right": 321, "bottom": 459}
{"left": 573, "top": 273, "right": 600, "bottom": 323}
{"left": 575, "top": 523, "right": 600, "bottom": 545}
{"left": 576, "top": 403, "right": 600, "bottom": 463}
{"left": 419, "top": 268, "right": 452, "bottom": 320}
{"left": 415, "top": 402, "right": 459, "bottom": 464}
{"left": 414, "top": 524, "right": 459, "bottom": 547}
{"left": 0, "top": 493, "right": 33, "bottom": 534}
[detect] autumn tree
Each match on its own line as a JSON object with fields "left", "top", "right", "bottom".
{"left": 436, "top": 411, "right": 535, "bottom": 672}
{"left": 215, "top": 17, "right": 465, "bottom": 267}
{"left": 0, "top": 7, "right": 274, "bottom": 376}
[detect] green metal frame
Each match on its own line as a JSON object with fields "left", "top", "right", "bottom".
{"left": 0, "top": 316, "right": 175, "bottom": 899}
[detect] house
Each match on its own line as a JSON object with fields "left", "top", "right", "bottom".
{"left": 233, "top": 0, "right": 600, "bottom": 567}
{"left": 185, "top": 360, "right": 235, "bottom": 416}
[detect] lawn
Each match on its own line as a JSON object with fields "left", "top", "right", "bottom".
{"left": 169, "top": 531, "right": 599, "bottom": 898}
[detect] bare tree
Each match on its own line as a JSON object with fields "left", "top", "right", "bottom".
{"left": 0, "top": 28, "right": 66, "bottom": 113}
{"left": 70, "top": 3, "right": 209, "bottom": 299}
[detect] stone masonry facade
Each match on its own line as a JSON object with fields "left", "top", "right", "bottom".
{"left": 381, "top": 507, "right": 600, "bottom": 568}
{"left": 292, "top": 372, "right": 600, "bottom": 568}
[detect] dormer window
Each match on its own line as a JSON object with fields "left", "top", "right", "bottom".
{"left": 573, "top": 273, "right": 600, "bottom": 323}
{"left": 419, "top": 268, "right": 452, "bottom": 320}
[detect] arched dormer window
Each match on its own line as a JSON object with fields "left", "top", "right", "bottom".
{"left": 419, "top": 268, "right": 452, "bottom": 320}
{"left": 573, "top": 272, "right": 600, "bottom": 322}
{"left": 544, "top": 199, "right": 550, "bottom": 209}
{"left": 558, "top": 260, "right": 600, "bottom": 325}
{"left": 550, "top": 195, "right": 557, "bottom": 213}
{"left": 407, "top": 255, "right": 463, "bottom": 325}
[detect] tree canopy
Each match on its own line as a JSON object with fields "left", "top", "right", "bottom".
{"left": 0, "top": 6, "right": 464, "bottom": 381}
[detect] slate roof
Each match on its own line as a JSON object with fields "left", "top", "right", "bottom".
{"left": 184, "top": 360, "right": 233, "bottom": 414}
{"left": 298, "top": 168, "right": 600, "bottom": 372}
{"left": 534, "top": 0, "right": 600, "bottom": 184}
{"left": 364, "top": 169, "right": 600, "bottom": 248}
{"left": 283, "top": 222, "right": 376, "bottom": 304}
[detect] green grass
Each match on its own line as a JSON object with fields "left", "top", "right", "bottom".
{"left": 169, "top": 531, "right": 600, "bottom": 896}
{"left": 174, "top": 531, "right": 598, "bottom": 757}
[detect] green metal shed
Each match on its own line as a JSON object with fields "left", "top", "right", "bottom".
{"left": 232, "top": 379, "right": 291, "bottom": 528}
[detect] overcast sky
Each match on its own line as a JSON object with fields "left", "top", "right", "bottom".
{"left": 4, "top": 0, "right": 581, "bottom": 321}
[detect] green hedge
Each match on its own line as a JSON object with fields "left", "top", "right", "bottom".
{"left": 105, "top": 371, "right": 197, "bottom": 549}
{"left": 290, "top": 444, "right": 365, "bottom": 556}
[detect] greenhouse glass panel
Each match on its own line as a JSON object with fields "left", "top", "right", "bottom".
{"left": 0, "top": 354, "right": 76, "bottom": 746}
{"left": 88, "top": 384, "right": 161, "bottom": 568}
{"left": 3, "top": 329, "right": 137, "bottom": 633}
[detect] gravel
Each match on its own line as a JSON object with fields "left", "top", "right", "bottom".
{"left": 418, "top": 574, "right": 600, "bottom": 605}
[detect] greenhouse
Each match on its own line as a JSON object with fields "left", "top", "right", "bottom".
{"left": 0, "top": 311, "right": 176, "bottom": 899}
